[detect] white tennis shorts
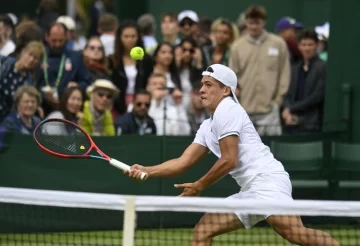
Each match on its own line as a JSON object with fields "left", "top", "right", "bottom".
{"left": 225, "top": 172, "right": 293, "bottom": 229}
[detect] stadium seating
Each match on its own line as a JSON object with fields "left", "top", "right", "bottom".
{"left": 270, "top": 141, "right": 329, "bottom": 190}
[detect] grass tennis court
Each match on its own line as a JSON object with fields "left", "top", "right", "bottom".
{"left": 1, "top": 227, "right": 359, "bottom": 246}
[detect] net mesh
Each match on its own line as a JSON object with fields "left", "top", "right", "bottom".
{"left": 34, "top": 121, "right": 90, "bottom": 155}
{"left": 0, "top": 187, "right": 359, "bottom": 246}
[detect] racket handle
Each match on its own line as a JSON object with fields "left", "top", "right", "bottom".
{"left": 109, "top": 158, "right": 147, "bottom": 180}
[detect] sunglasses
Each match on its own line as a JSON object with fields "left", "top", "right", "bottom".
{"left": 97, "top": 92, "right": 112, "bottom": 99}
{"left": 135, "top": 102, "right": 150, "bottom": 108}
{"left": 88, "top": 45, "right": 102, "bottom": 51}
{"left": 179, "top": 20, "right": 195, "bottom": 27}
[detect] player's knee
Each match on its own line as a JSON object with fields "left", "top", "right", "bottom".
{"left": 193, "top": 222, "right": 215, "bottom": 241}
{"left": 277, "top": 227, "right": 306, "bottom": 244}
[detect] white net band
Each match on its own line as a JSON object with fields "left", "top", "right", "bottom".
{"left": 0, "top": 187, "right": 359, "bottom": 217}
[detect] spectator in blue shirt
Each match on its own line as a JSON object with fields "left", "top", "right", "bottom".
{"left": 37, "top": 22, "right": 91, "bottom": 117}
{"left": 1, "top": 84, "right": 41, "bottom": 135}
{"left": 0, "top": 41, "right": 45, "bottom": 123}
{"left": 114, "top": 89, "right": 156, "bottom": 135}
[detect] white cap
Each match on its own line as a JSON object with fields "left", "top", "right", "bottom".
{"left": 202, "top": 64, "right": 239, "bottom": 104}
{"left": 177, "top": 10, "right": 199, "bottom": 23}
{"left": 57, "top": 16, "right": 76, "bottom": 30}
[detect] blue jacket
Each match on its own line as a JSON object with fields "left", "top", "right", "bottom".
{"left": 114, "top": 112, "right": 156, "bottom": 136}
{"left": 36, "top": 47, "right": 91, "bottom": 93}
{"left": 1, "top": 112, "right": 41, "bottom": 135}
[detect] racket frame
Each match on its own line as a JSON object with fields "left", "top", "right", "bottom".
{"left": 33, "top": 118, "right": 147, "bottom": 180}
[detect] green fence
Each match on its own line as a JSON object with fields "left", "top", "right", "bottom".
{"left": 0, "top": 131, "right": 350, "bottom": 233}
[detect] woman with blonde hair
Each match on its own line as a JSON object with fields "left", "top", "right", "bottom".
{"left": 203, "top": 18, "right": 239, "bottom": 67}
{"left": 0, "top": 41, "right": 45, "bottom": 122}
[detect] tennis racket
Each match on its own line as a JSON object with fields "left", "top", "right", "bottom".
{"left": 33, "top": 118, "right": 147, "bottom": 180}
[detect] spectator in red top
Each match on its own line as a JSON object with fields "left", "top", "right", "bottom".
{"left": 276, "top": 17, "right": 303, "bottom": 64}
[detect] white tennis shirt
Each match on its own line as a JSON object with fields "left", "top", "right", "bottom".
{"left": 193, "top": 97, "right": 286, "bottom": 189}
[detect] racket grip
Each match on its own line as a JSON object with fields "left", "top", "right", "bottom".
{"left": 109, "top": 158, "right": 147, "bottom": 180}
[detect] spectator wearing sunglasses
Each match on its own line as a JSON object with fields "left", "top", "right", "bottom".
{"left": 114, "top": 89, "right": 156, "bottom": 135}
{"left": 83, "top": 36, "right": 111, "bottom": 82}
{"left": 177, "top": 10, "right": 199, "bottom": 41}
{"left": 81, "top": 79, "right": 119, "bottom": 136}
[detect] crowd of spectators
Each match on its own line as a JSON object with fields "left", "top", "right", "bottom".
{"left": 0, "top": 0, "right": 329, "bottom": 137}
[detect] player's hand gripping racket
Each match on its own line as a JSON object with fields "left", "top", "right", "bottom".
{"left": 33, "top": 118, "right": 147, "bottom": 180}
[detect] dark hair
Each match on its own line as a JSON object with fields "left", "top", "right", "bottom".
{"left": 298, "top": 29, "right": 319, "bottom": 43}
{"left": 112, "top": 20, "right": 144, "bottom": 68}
{"left": 134, "top": 89, "right": 151, "bottom": 100}
{"left": 0, "top": 15, "right": 14, "bottom": 29}
{"left": 152, "top": 41, "right": 182, "bottom": 90}
{"left": 179, "top": 36, "right": 197, "bottom": 48}
{"left": 59, "top": 87, "right": 83, "bottom": 121}
{"left": 245, "top": 5, "right": 267, "bottom": 20}
{"left": 198, "top": 18, "right": 213, "bottom": 34}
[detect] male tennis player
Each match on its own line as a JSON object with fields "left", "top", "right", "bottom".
{"left": 126, "top": 64, "right": 339, "bottom": 246}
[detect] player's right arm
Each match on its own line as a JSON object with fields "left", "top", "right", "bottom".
{"left": 127, "top": 143, "right": 208, "bottom": 180}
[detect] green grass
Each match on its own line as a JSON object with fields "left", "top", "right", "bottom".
{"left": 0, "top": 227, "right": 359, "bottom": 246}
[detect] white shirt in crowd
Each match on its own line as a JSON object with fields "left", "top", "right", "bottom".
{"left": 100, "top": 34, "right": 115, "bottom": 56}
{"left": 148, "top": 97, "right": 191, "bottom": 136}
{"left": 42, "top": 111, "right": 66, "bottom": 135}
{"left": 0, "top": 40, "right": 15, "bottom": 56}
{"left": 193, "top": 97, "right": 286, "bottom": 189}
{"left": 179, "top": 68, "right": 193, "bottom": 110}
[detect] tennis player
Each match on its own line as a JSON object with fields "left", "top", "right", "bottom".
{"left": 126, "top": 64, "right": 339, "bottom": 246}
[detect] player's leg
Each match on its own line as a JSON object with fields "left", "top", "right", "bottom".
{"left": 266, "top": 215, "right": 340, "bottom": 246}
{"left": 191, "top": 212, "right": 243, "bottom": 246}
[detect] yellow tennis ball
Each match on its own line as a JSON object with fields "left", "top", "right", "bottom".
{"left": 80, "top": 145, "right": 85, "bottom": 150}
{"left": 130, "top": 47, "right": 144, "bottom": 60}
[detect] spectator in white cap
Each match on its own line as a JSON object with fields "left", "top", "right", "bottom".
{"left": 177, "top": 10, "right": 199, "bottom": 39}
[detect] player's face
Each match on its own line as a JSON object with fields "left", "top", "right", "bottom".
{"left": 199, "top": 76, "right": 229, "bottom": 112}
{"left": 67, "top": 89, "right": 83, "bottom": 114}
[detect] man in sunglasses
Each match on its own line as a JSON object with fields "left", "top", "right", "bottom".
{"left": 177, "top": 10, "right": 199, "bottom": 41}
{"left": 114, "top": 89, "right": 156, "bottom": 136}
{"left": 127, "top": 64, "right": 339, "bottom": 246}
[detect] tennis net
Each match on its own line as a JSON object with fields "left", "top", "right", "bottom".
{"left": 0, "top": 187, "right": 359, "bottom": 246}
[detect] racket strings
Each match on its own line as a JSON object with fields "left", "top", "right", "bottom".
{"left": 34, "top": 121, "right": 90, "bottom": 156}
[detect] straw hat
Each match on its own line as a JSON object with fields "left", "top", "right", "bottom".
{"left": 86, "top": 79, "right": 120, "bottom": 98}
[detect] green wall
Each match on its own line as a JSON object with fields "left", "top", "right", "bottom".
{"left": 323, "top": 0, "right": 360, "bottom": 142}
{"left": 0, "top": 132, "right": 348, "bottom": 232}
